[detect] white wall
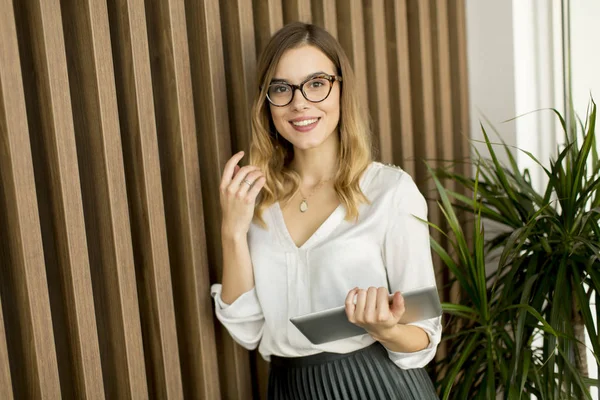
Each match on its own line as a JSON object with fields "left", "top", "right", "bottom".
{"left": 571, "top": 0, "right": 600, "bottom": 121}
{"left": 465, "top": 0, "right": 518, "bottom": 166}
{"left": 512, "top": 1, "right": 564, "bottom": 193}
{"left": 465, "top": 0, "right": 564, "bottom": 192}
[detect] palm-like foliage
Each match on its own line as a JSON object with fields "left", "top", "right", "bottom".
{"left": 431, "top": 101, "right": 600, "bottom": 399}
{"left": 427, "top": 166, "right": 560, "bottom": 399}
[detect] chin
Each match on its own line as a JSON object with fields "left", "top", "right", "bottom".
{"left": 293, "top": 142, "right": 323, "bottom": 150}
{"left": 288, "top": 134, "right": 328, "bottom": 150}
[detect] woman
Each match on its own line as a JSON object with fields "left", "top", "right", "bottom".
{"left": 211, "top": 22, "right": 441, "bottom": 399}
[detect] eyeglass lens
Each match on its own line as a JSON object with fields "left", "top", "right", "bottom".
{"left": 268, "top": 77, "right": 332, "bottom": 106}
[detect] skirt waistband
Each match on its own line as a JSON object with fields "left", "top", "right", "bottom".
{"left": 267, "top": 342, "right": 438, "bottom": 399}
{"left": 270, "top": 342, "right": 383, "bottom": 368}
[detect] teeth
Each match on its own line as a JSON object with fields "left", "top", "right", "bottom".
{"left": 292, "top": 118, "right": 318, "bottom": 126}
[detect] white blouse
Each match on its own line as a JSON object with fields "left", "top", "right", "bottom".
{"left": 210, "top": 162, "right": 442, "bottom": 369}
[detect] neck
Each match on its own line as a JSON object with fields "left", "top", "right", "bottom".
{"left": 290, "top": 133, "right": 339, "bottom": 185}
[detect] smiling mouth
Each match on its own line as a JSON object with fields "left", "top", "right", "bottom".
{"left": 291, "top": 118, "right": 320, "bottom": 127}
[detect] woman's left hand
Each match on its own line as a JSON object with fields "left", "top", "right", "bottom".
{"left": 345, "top": 287, "right": 405, "bottom": 341}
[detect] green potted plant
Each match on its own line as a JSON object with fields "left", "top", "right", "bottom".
{"left": 430, "top": 101, "right": 599, "bottom": 399}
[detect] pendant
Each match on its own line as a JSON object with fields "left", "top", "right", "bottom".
{"left": 299, "top": 199, "right": 308, "bottom": 213}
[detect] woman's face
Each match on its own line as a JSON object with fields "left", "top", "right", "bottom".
{"left": 268, "top": 45, "right": 341, "bottom": 151}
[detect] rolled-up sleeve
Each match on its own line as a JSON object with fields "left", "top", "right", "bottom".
{"left": 385, "top": 317, "right": 442, "bottom": 368}
{"left": 382, "top": 173, "right": 442, "bottom": 369}
{"left": 211, "top": 284, "right": 265, "bottom": 350}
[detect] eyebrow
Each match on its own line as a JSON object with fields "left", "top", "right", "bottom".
{"left": 270, "top": 71, "right": 330, "bottom": 84}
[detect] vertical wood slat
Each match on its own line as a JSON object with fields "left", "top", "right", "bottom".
{"left": 430, "top": 2, "right": 455, "bottom": 230}
{"left": 283, "top": 0, "right": 312, "bottom": 23}
{"left": 385, "top": 0, "right": 416, "bottom": 176}
{"left": 184, "top": 0, "right": 230, "bottom": 398}
{"left": 15, "top": 0, "right": 106, "bottom": 397}
{"left": 448, "top": 0, "right": 471, "bottom": 174}
{"left": 144, "top": 0, "right": 219, "bottom": 398}
{"left": 430, "top": 0, "right": 456, "bottom": 369}
{"left": 447, "top": 0, "right": 472, "bottom": 308}
{"left": 106, "top": 0, "right": 184, "bottom": 398}
{"left": 311, "top": 0, "right": 338, "bottom": 37}
{"left": 430, "top": 0, "right": 454, "bottom": 267}
{"left": 406, "top": 0, "right": 437, "bottom": 185}
{"left": 363, "top": 0, "right": 393, "bottom": 163}
{"left": 252, "top": 352, "right": 270, "bottom": 400}
{"left": 336, "top": 1, "right": 369, "bottom": 121}
{"left": 0, "top": 0, "right": 61, "bottom": 397}
{"left": 405, "top": 0, "right": 445, "bottom": 281}
{"left": 253, "top": 0, "right": 284, "bottom": 56}
{"left": 221, "top": 1, "right": 259, "bottom": 153}
{"left": 0, "top": 193, "right": 17, "bottom": 399}
{"left": 431, "top": 0, "right": 455, "bottom": 167}
{"left": 216, "top": 1, "right": 258, "bottom": 398}
{"left": 60, "top": 0, "right": 148, "bottom": 397}
{"left": 0, "top": 295, "right": 13, "bottom": 400}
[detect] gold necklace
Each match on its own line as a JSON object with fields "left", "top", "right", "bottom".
{"left": 298, "top": 178, "right": 331, "bottom": 213}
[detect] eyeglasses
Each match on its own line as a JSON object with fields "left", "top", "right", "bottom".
{"left": 266, "top": 74, "right": 343, "bottom": 107}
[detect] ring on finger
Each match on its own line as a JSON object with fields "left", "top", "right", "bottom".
{"left": 242, "top": 179, "right": 253, "bottom": 186}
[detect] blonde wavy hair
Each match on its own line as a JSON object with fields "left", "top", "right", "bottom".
{"left": 250, "top": 22, "right": 372, "bottom": 224}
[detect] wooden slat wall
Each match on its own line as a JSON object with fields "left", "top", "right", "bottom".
{"left": 60, "top": 0, "right": 149, "bottom": 397}
{"left": 364, "top": 0, "right": 393, "bottom": 163}
{"left": 386, "top": 0, "right": 416, "bottom": 177}
{"left": 219, "top": 1, "right": 259, "bottom": 398}
{"left": 0, "top": 0, "right": 470, "bottom": 398}
{"left": 13, "top": 0, "right": 105, "bottom": 397}
{"left": 0, "top": 294, "right": 12, "bottom": 400}
{"left": 0, "top": 0, "right": 62, "bottom": 397}
{"left": 107, "top": 0, "right": 184, "bottom": 397}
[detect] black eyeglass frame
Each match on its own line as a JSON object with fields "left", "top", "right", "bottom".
{"left": 266, "top": 74, "right": 343, "bottom": 107}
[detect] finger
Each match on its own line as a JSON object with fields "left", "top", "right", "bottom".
{"left": 230, "top": 165, "right": 260, "bottom": 189}
{"left": 221, "top": 151, "right": 245, "bottom": 188}
{"left": 364, "top": 287, "right": 378, "bottom": 322}
{"left": 390, "top": 292, "right": 405, "bottom": 319}
{"left": 376, "top": 287, "right": 389, "bottom": 313}
{"left": 354, "top": 289, "right": 367, "bottom": 321}
{"left": 237, "top": 170, "right": 263, "bottom": 197}
{"left": 246, "top": 176, "right": 267, "bottom": 201}
{"left": 344, "top": 287, "right": 358, "bottom": 321}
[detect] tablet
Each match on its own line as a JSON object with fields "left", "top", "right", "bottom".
{"left": 289, "top": 286, "right": 442, "bottom": 345}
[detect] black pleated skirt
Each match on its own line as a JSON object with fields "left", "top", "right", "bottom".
{"left": 267, "top": 342, "right": 438, "bottom": 400}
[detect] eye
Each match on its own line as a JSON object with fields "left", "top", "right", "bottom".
{"left": 308, "top": 79, "right": 327, "bottom": 89}
{"left": 270, "top": 84, "right": 290, "bottom": 94}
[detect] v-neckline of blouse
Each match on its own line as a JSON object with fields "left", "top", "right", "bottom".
{"left": 273, "top": 202, "right": 344, "bottom": 250}
{"left": 271, "top": 162, "right": 377, "bottom": 251}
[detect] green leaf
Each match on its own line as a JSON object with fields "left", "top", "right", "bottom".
{"left": 572, "top": 274, "right": 600, "bottom": 358}
{"left": 442, "top": 333, "right": 480, "bottom": 400}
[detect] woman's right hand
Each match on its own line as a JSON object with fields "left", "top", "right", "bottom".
{"left": 219, "top": 151, "right": 266, "bottom": 239}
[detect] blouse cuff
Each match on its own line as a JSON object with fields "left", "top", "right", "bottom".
{"left": 383, "top": 317, "right": 442, "bottom": 369}
{"left": 210, "top": 284, "right": 263, "bottom": 322}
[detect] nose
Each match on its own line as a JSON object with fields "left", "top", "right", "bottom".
{"left": 290, "top": 87, "right": 309, "bottom": 110}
